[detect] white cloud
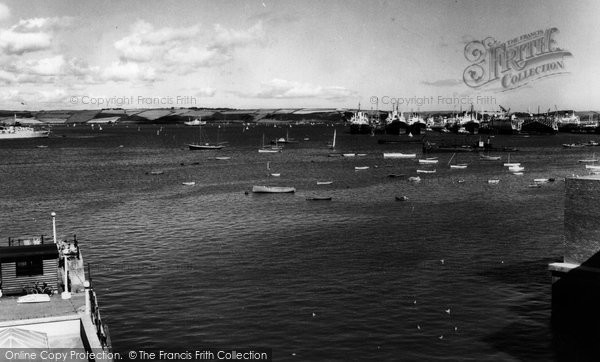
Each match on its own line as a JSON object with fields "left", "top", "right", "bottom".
{"left": 196, "top": 87, "right": 216, "bottom": 97}
{"left": 0, "top": 30, "right": 51, "bottom": 54}
{"left": 37, "top": 88, "right": 67, "bottom": 103}
{"left": 252, "top": 78, "right": 356, "bottom": 100}
{"left": 12, "top": 17, "right": 73, "bottom": 32}
{"left": 212, "top": 22, "right": 265, "bottom": 50}
{"left": 112, "top": 19, "right": 264, "bottom": 72}
{"left": 0, "top": 3, "right": 10, "bottom": 21}
{"left": 101, "top": 61, "right": 157, "bottom": 82}
{"left": 21, "top": 55, "right": 65, "bottom": 76}
{"left": 0, "top": 16, "right": 73, "bottom": 55}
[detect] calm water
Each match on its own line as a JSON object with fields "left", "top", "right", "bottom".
{"left": 0, "top": 123, "right": 595, "bottom": 360}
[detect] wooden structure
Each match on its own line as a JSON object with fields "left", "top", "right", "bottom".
{"left": 0, "top": 237, "right": 59, "bottom": 296}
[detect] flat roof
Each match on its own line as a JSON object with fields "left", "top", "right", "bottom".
{"left": 0, "top": 244, "right": 58, "bottom": 263}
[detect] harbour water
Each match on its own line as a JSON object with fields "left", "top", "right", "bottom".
{"left": 0, "top": 123, "right": 594, "bottom": 360}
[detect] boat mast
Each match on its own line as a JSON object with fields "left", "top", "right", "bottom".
{"left": 332, "top": 129, "right": 337, "bottom": 149}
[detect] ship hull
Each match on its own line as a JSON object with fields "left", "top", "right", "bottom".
{"left": 349, "top": 124, "right": 372, "bottom": 134}
{"left": 0, "top": 131, "right": 49, "bottom": 139}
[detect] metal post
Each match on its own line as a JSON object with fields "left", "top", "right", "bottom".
{"left": 84, "top": 280, "right": 90, "bottom": 314}
{"left": 51, "top": 212, "right": 56, "bottom": 244}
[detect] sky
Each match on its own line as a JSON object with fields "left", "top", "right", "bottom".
{"left": 0, "top": 0, "right": 598, "bottom": 112}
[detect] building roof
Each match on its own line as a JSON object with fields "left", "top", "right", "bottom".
{"left": 0, "top": 244, "right": 58, "bottom": 263}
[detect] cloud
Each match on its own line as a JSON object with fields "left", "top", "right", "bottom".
{"left": 196, "top": 87, "right": 216, "bottom": 97}
{"left": 421, "top": 79, "right": 462, "bottom": 87}
{"left": 0, "top": 16, "right": 74, "bottom": 55}
{"left": 37, "top": 88, "right": 67, "bottom": 103}
{"left": 212, "top": 22, "right": 264, "bottom": 50}
{"left": 0, "top": 3, "right": 10, "bottom": 21}
{"left": 245, "top": 78, "right": 356, "bottom": 100}
{"left": 0, "top": 55, "right": 99, "bottom": 84}
{"left": 113, "top": 19, "right": 265, "bottom": 72}
{"left": 0, "top": 30, "right": 51, "bottom": 54}
{"left": 101, "top": 61, "right": 157, "bottom": 82}
{"left": 12, "top": 16, "right": 73, "bottom": 32}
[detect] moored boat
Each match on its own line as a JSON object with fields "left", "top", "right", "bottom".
{"left": 306, "top": 196, "right": 332, "bottom": 201}
{"left": 383, "top": 152, "right": 416, "bottom": 159}
{"left": 418, "top": 158, "right": 439, "bottom": 164}
{"left": 0, "top": 124, "right": 49, "bottom": 139}
{"left": 252, "top": 186, "right": 296, "bottom": 193}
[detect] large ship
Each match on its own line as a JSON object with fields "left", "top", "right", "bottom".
{"left": 348, "top": 105, "right": 372, "bottom": 134}
{"left": 0, "top": 125, "right": 49, "bottom": 139}
{"left": 0, "top": 213, "right": 114, "bottom": 361}
{"left": 384, "top": 105, "right": 408, "bottom": 135}
{"left": 520, "top": 113, "right": 559, "bottom": 134}
{"left": 0, "top": 115, "right": 50, "bottom": 139}
{"left": 557, "top": 110, "right": 580, "bottom": 132}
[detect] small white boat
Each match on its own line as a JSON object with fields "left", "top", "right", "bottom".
{"left": 480, "top": 155, "right": 501, "bottom": 161}
{"left": 508, "top": 165, "right": 525, "bottom": 172}
{"left": 585, "top": 164, "right": 600, "bottom": 170}
{"left": 148, "top": 170, "right": 164, "bottom": 175}
{"left": 383, "top": 153, "right": 416, "bottom": 159}
{"left": 534, "top": 178, "right": 555, "bottom": 183}
{"left": 357, "top": 153, "right": 367, "bottom": 157}
{"left": 184, "top": 118, "right": 207, "bottom": 126}
{"left": 528, "top": 183, "right": 542, "bottom": 188}
{"left": 418, "top": 159, "right": 439, "bottom": 164}
{"left": 252, "top": 185, "right": 296, "bottom": 193}
{"left": 448, "top": 153, "right": 468, "bottom": 169}
{"left": 259, "top": 148, "right": 281, "bottom": 153}
{"left": 182, "top": 181, "right": 196, "bottom": 186}
{"left": 578, "top": 159, "right": 598, "bottom": 163}
{"left": 408, "top": 176, "right": 421, "bottom": 182}
{"left": 316, "top": 181, "right": 333, "bottom": 185}
{"left": 214, "top": 156, "right": 231, "bottom": 160}
{"left": 355, "top": 166, "right": 369, "bottom": 170}
{"left": 488, "top": 179, "right": 500, "bottom": 184}
{"left": 270, "top": 173, "right": 281, "bottom": 177}
{"left": 416, "top": 169, "right": 436, "bottom": 174}
{"left": 503, "top": 154, "right": 520, "bottom": 167}
{"left": 512, "top": 172, "right": 524, "bottom": 176}
{"left": 343, "top": 153, "right": 356, "bottom": 157}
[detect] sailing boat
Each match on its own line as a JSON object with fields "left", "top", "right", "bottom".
{"left": 448, "top": 152, "right": 468, "bottom": 169}
{"left": 503, "top": 153, "right": 520, "bottom": 167}
{"left": 267, "top": 161, "right": 281, "bottom": 177}
{"left": 259, "top": 134, "right": 282, "bottom": 153}
{"left": 188, "top": 123, "right": 225, "bottom": 150}
{"left": 272, "top": 128, "right": 298, "bottom": 144}
{"left": 328, "top": 129, "right": 343, "bottom": 157}
{"left": 579, "top": 152, "right": 598, "bottom": 163}
{"left": 329, "top": 129, "right": 337, "bottom": 150}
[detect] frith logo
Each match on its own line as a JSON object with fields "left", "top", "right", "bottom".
{"left": 463, "top": 27, "right": 572, "bottom": 90}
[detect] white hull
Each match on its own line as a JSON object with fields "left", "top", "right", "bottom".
{"left": 0, "top": 129, "right": 49, "bottom": 139}
{"left": 383, "top": 153, "right": 416, "bottom": 159}
{"left": 252, "top": 185, "right": 295, "bottom": 193}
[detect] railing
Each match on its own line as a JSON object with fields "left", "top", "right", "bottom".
{"left": 88, "top": 286, "right": 109, "bottom": 348}
{"left": 8, "top": 235, "right": 48, "bottom": 246}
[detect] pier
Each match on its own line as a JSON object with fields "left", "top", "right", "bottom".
{"left": 549, "top": 175, "right": 600, "bottom": 352}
